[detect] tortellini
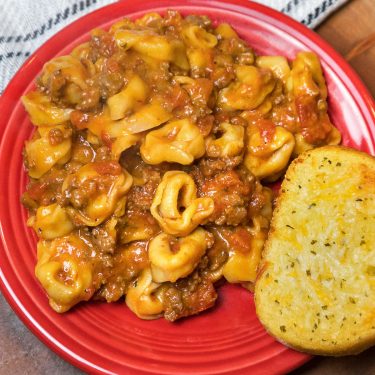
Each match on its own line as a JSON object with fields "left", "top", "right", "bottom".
{"left": 218, "top": 65, "right": 275, "bottom": 111}
{"left": 151, "top": 171, "right": 214, "bottom": 236}
{"left": 22, "top": 92, "right": 73, "bottom": 127}
{"left": 114, "top": 29, "right": 189, "bottom": 69}
{"left": 62, "top": 161, "right": 133, "bottom": 226}
{"left": 77, "top": 106, "right": 142, "bottom": 159}
{"left": 111, "top": 133, "right": 143, "bottom": 160}
{"left": 290, "top": 52, "right": 341, "bottom": 147}
{"left": 25, "top": 125, "right": 72, "bottom": 178}
{"left": 125, "top": 268, "right": 164, "bottom": 320}
{"left": 149, "top": 228, "right": 212, "bottom": 283}
{"left": 181, "top": 24, "right": 217, "bottom": 76}
{"left": 222, "top": 228, "right": 267, "bottom": 287}
{"left": 119, "top": 101, "right": 172, "bottom": 134}
{"left": 35, "top": 235, "right": 94, "bottom": 313}
{"left": 84, "top": 102, "right": 171, "bottom": 137}
{"left": 39, "top": 55, "right": 89, "bottom": 91}
{"left": 291, "top": 52, "right": 327, "bottom": 99}
{"left": 31, "top": 203, "right": 74, "bottom": 239}
{"left": 107, "top": 75, "right": 149, "bottom": 120}
{"left": 205, "top": 122, "right": 244, "bottom": 158}
{"left": 182, "top": 25, "right": 218, "bottom": 48}
{"left": 214, "top": 23, "right": 239, "bottom": 39}
{"left": 223, "top": 186, "right": 273, "bottom": 288}
{"left": 293, "top": 126, "right": 341, "bottom": 157}
{"left": 140, "top": 119, "right": 205, "bottom": 165}
{"left": 256, "top": 55, "right": 291, "bottom": 84}
{"left": 244, "top": 123, "right": 295, "bottom": 181}
{"left": 119, "top": 213, "right": 159, "bottom": 244}
{"left": 186, "top": 48, "right": 213, "bottom": 77}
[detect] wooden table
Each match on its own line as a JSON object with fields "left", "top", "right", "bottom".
{"left": 1, "top": 0, "right": 375, "bottom": 374}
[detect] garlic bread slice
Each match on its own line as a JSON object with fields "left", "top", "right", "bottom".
{"left": 255, "top": 146, "right": 375, "bottom": 356}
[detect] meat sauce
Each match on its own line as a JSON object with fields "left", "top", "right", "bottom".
{"left": 21, "top": 10, "right": 340, "bottom": 320}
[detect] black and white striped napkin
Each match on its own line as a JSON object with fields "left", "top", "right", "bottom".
{"left": 0, "top": 0, "right": 348, "bottom": 93}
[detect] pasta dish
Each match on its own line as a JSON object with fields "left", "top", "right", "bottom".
{"left": 21, "top": 11, "right": 341, "bottom": 321}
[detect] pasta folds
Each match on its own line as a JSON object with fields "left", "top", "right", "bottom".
{"left": 290, "top": 52, "right": 340, "bottom": 147}
{"left": 245, "top": 122, "right": 295, "bottom": 181}
{"left": 111, "top": 133, "right": 143, "bottom": 159}
{"left": 256, "top": 55, "right": 291, "bottom": 83}
{"left": 222, "top": 185, "right": 272, "bottom": 288}
{"left": 22, "top": 92, "right": 73, "bottom": 127}
{"left": 140, "top": 119, "right": 205, "bottom": 164}
{"left": 149, "top": 228, "right": 212, "bottom": 282}
{"left": 125, "top": 268, "right": 164, "bottom": 320}
{"left": 214, "top": 23, "right": 239, "bottom": 39}
{"left": 25, "top": 125, "right": 72, "bottom": 179}
{"left": 151, "top": 171, "right": 214, "bottom": 236}
{"left": 186, "top": 48, "right": 214, "bottom": 77}
{"left": 114, "top": 29, "right": 189, "bottom": 69}
{"left": 76, "top": 106, "right": 142, "bottom": 158}
{"left": 118, "top": 101, "right": 172, "bottom": 134}
{"left": 39, "top": 55, "right": 89, "bottom": 90}
{"left": 35, "top": 235, "right": 94, "bottom": 313}
{"left": 182, "top": 25, "right": 218, "bottom": 48}
{"left": 222, "top": 228, "right": 267, "bottom": 285}
{"left": 107, "top": 75, "right": 149, "bottom": 120}
{"left": 62, "top": 161, "right": 133, "bottom": 226}
{"left": 205, "top": 122, "right": 244, "bottom": 158}
{"left": 31, "top": 203, "right": 74, "bottom": 239}
{"left": 218, "top": 66, "right": 275, "bottom": 111}
{"left": 293, "top": 126, "right": 341, "bottom": 157}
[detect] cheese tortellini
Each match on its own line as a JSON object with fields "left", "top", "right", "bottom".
{"left": 289, "top": 52, "right": 341, "bottom": 149}
{"left": 107, "top": 75, "right": 149, "bottom": 120}
{"left": 222, "top": 228, "right": 267, "bottom": 286}
{"left": 39, "top": 55, "right": 89, "bottom": 92}
{"left": 245, "top": 123, "right": 295, "bottom": 181}
{"left": 182, "top": 24, "right": 217, "bottom": 77}
{"left": 151, "top": 171, "right": 214, "bottom": 236}
{"left": 114, "top": 29, "right": 189, "bottom": 69}
{"left": 31, "top": 203, "right": 74, "bottom": 239}
{"left": 62, "top": 161, "right": 133, "bottom": 226}
{"left": 35, "top": 235, "right": 94, "bottom": 313}
{"left": 149, "top": 228, "right": 212, "bottom": 282}
{"left": 125, "top": 268, "right": 164, "bottom": 320}
{"left": 140, "top": 119, "right": 205, "bottom": 165}
{"left": 256, "top": 55, "right": 291, "bottom": 83}
{"left": 223, "top": 186, "right": 273, "bottom": 288}
{"left": 25, "top": 125, "right": 72, "bottom": 178}
{"left": 182, "top": 25, "right": 218, "bottom": 49}
{"left": 21, "top": 11, "right": 341, "bottom": 321}
{"left": 218, "top": 66, "right": 275, "bottom": 111}
{"left": 205, "top": 122, "right": 244, "bottom": 158}
{"left": 22, "top": 92, "right": 73, "bottom": 127}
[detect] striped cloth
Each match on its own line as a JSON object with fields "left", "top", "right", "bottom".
{"left": 0, "top": 0, "right": 348, "bottom": 93}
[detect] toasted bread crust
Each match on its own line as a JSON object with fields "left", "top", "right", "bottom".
{"left": 255, "top": 146, "right": 375, "bottom": 356}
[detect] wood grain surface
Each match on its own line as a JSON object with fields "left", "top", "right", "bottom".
{"left": 1, "top": 0, "right": 375, "bottom": 374}
{"left": 317, "top": 0, "right": 375, "bottom": 97}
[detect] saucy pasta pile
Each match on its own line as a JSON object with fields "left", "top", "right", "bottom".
{"left": 21, "top": 11, "right": 341, "bottom": 321}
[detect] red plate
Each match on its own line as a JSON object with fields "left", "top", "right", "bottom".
{"left": 1, "top": 1, "right": 374, "bottom": 374}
